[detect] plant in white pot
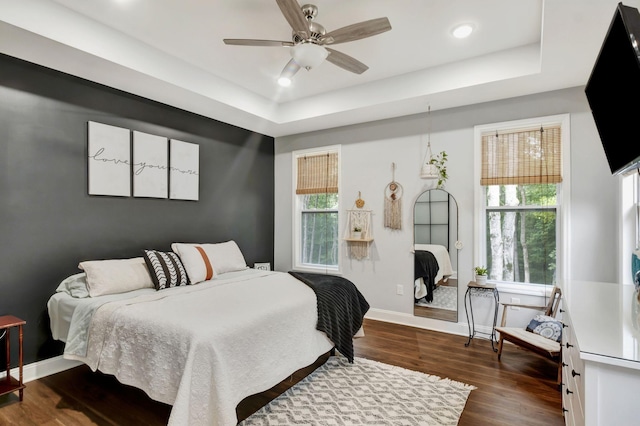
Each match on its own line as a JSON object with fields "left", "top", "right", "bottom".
{"left": 352, "top": 226, "right": 362, "bottom": 239}
{"left": 420, "top": 150, "right": 449, "bottom": 189}
{"left": 474, "top": 266, "right": 488, "bottom": 285}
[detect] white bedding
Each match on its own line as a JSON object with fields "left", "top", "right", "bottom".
{"left": 50, "top": 269, "right": 334, "bottom": 426}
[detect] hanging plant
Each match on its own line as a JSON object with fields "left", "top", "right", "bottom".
{"left": 429, "top": 151, "right": 448, "bottom": 188}
{"left": 420, "top": 105, "right": 449, "bottom": 188}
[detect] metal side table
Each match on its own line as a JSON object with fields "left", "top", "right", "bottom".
{"left": 464, "top": 281, "right": 499, "bottom": 351}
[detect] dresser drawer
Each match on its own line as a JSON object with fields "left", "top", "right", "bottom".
{"left": 561, "top": 310, "right": 584, "bottom": 426}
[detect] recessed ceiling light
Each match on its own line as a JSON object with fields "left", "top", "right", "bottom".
{"left": 452, "top": 24, "right": 474, "bottom": 39}
{"left": 278, "top": 77, "right": 292, "bottom": 87}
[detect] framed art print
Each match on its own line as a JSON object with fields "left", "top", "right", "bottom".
{"left": 169, "top": 139, "right": 199, "bottom": 201}
{"left": 133, "top": 131, "right": 168, "bottom": 198}
{"left": 87, "top": 121, "right": 131, "bottom": 197}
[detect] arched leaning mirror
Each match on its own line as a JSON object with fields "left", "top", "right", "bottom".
{"left": 413, "top": 189, "right": 459, "bottom": 322}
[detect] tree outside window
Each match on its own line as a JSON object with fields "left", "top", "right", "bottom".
{"left": 300, "top": 193, "right": 339, "bottom": 267}
{"left": 485, "top": 184, "right": 557, "bottom": 285}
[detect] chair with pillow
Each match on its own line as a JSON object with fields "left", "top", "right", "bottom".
{"left": 495, "top": 286, "right": 563, "bottom": 385}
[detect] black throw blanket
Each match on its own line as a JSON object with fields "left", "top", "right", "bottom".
{"left": 415, "top": 250, "right": 440, "bottom": 303}
{"left": 288, "top": 271, "right": 369, "bottom": 363}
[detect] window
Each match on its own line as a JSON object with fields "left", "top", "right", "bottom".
{"left": 622, "top": 170, "right": 640, "bottom": 284}
{"left": 474, "top": 115, "right": 570, "bottom": 292}
{"left": 293, "top": 147, "right": 340, "bottom": 272}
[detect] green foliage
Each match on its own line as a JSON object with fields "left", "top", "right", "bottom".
{"left": 301, "top": 193, "right": 339, "bottom": 267}
{"left": 353, "top": 226, "right": 362, "bottom": 232}
{"left": 474, "top": 266, "right": 488, "bottom": 276}
{"left": 484, "top": 184, "right": 557, "bottom": 285}
{"left": 429, "top": 151, "right": 448, "bottom": 188}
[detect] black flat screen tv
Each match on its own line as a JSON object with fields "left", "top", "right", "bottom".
{"left": 585, "top": 2, "right": 640, "bottom": 175}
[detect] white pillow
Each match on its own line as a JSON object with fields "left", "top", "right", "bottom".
{"left": 171, "top": 240, "right": 248, "bottom": 284}
{"left": 55, "top": 272, "right": 90, "bottom": 298}
{"left": 78, "top": 257, "right": 155, "bottom": 297}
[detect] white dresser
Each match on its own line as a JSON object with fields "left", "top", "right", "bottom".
{"left": 560, "top": 280, "right": 640, "bottom": 426}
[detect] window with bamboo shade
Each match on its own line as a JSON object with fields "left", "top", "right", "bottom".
{"left": 474, "top": 115, "right": 570, "bottom": 288}
{"left": 296, "top": 152, "right": 338, "bottom": 194}
{"left": 293, "top": 147, "right": 340, "bottom": 271}
{"left": 480, "top": 125, "right": 562, "bottom": 186}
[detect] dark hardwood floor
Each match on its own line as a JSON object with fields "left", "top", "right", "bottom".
{"left": 414, "top": 278, "right": 458, "bottom": 322}
{"left": 0, "top": 318, "right": 563, "bottom": 425}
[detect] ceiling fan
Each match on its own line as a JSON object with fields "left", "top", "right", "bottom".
{"left": 223, "top": 0, "right": 392, "bottom": 84}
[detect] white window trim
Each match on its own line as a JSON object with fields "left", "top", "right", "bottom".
{"left": 291, "top": 145, "right": 342, "bottom": 274}
{"left": 620, "top": 172, "right": 639, "bottom": 285}
{"left": 473, "top": 114, "right": 571, "bottom": 295}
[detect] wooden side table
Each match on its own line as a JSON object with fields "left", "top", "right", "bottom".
{"left": 0, "top": 315, "right": 26, "bottom": 401}
{"left": 464, "top": 281, "right": 499, "bottom": 352}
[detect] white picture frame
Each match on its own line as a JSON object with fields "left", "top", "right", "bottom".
{"left": 133, "top": 131, "right": 168, "bottom": 198}
{"left": 87, "top": 121, "right": 131, "bottom": 197}
{"left": 254, "top": 263, "right": 271, "bottom": 271}
{"left": 170, "top": 139, "right": 199, "bottom": 201}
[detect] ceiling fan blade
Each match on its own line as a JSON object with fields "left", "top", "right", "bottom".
{"left": 325, "top": 48, "right": 368, "bottom": 74}
{"left": 224, "top": 39, "right": 294, "bottom": 47}
{"left": 275, "top": 0, "right": 309, "bottom": 39}
{"left": 319, "top": 17, "right": 391, "bottom": 45}
{"left": 280, "top": 58, "right": 302, "bottom": 80}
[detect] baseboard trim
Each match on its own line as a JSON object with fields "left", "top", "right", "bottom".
{"left": 365, "top": 307, "right": 496, "bottom": 339}
{"left": 0, "top": 355, "right": 83, "bottom": 383}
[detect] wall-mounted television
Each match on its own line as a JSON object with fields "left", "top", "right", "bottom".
{"left": 585, "top": 2, "right": 640, "bottom": 176}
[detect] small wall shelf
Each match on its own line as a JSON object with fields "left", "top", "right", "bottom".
{"left": 345, "top": 209, "right": 373, "bottom": 260}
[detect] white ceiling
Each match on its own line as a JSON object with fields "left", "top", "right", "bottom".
{"left": 0, "top": 0, "right": 636, "bottom": 137}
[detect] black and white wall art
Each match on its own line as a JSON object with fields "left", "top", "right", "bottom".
{"left": 170, "top": 139, "right": 200, "bottom": 201}
{"left": 87, "top": 122, "right": 199, "bottom": 200}
{"left": 133, "top": 131, "right": 168, "bottom": 198}
{"left": 87, "top": 121, "right": 131, "bottom": 197}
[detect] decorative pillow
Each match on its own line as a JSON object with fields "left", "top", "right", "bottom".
{"left": 171, "top": 240, "right": 248, "bottom": 284}
{"left": 143, "top": 250, "right": 190, "bottom": 290}
{"left": 526, "top": 314, "right": 563, "bottom": 342}
{"left": 55, "top": 272, "right": 90, "bottom": 298}
{"left": 78, "top": 257, "right": 155, "bottom": 297}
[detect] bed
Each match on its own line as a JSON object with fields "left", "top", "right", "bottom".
{"left": 47, "top": 241, "right": 368, "bottom": 426}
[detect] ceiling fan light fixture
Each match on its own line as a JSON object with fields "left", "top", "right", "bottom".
{"left": 452, "top": 23, "right": 474, "bottom": 39}
{"left": 291, "top": 42, "right": 328, "bottom": 69}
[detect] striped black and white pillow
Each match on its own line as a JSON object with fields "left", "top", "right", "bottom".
{"left": 143, "top": 250, "right": 190, "bottom": 290}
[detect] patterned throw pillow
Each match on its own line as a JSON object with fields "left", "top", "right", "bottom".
{"left": 526, "top": 314, "right": 562, "bottom": 342}
{"left": 143, "top": 250, "right": 189, "bottom": 290}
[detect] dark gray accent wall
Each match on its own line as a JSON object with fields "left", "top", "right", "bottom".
{"left": 0, "top": 53, "right": 274, "bottom": 365}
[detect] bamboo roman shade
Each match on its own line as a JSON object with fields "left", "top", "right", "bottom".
{"left": 481, "top": 125, "right": 562, "bottom": 185}
{"left": 296, "top": 152, "right": 338, "bottom": 194}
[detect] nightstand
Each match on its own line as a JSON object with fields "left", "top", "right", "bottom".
{"left": 0, "top": 315, "right": 26, "bottom": 401}
{"left": 464, "top": 281, "right": 499, "bottom": 352}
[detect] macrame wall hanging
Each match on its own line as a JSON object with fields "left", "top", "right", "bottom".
{"left": 345, "top": 192, "right": 372, "bottom": 260}
{"left": 384, "top": 162, "right": 403, "bottom": 230}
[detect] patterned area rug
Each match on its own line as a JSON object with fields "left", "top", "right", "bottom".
{"left": 416, "top": 285, "right": 457, "bottom": 311}
{"left": 240, "top": 356, "right": 476, "bottom": 425}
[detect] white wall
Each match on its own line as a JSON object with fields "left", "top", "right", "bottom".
{"left": 275, "top": 86, "right": 619, "bottom": 333}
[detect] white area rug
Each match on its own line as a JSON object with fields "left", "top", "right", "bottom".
{"left": 416, "top": 285, "right": 457, "bottom": 311}
{"left": 240, "top": 356, "right": 476, "bottom": 425}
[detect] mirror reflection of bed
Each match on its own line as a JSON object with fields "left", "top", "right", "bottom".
{"left": 413, "top": 189, "right": 459, "bottom": 322}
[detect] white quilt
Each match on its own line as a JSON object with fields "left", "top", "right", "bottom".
{"left": 63, "top": 270, "right": 334, "bottom": 426}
